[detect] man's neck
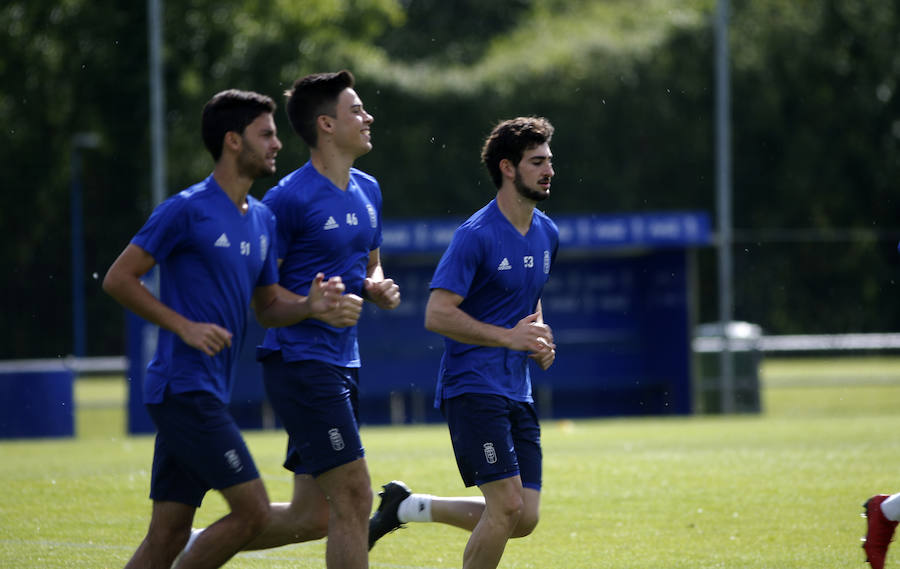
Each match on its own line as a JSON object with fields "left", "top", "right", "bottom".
{"left": 495, "top": 186, "right": 535, "bottom": 236}
{"left": 310, "top": 147, "right": 355, "bottom": 191}
{"left": 212, "top": 163, "right": 252, "bottom": 213}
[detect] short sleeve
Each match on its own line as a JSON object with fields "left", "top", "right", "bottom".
{"left": 131, "top": 196, "right": 189, "bottom": 263}
{"left": 430, "top": 226, "right": 481, "bottom": 299}
{"left": 256, "top": 209, "right": 280, "bottom": 287}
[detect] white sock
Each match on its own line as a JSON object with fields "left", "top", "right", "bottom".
{"left": 397, "top": 493, "right": 433, "bottom": 523}
{"left": 881, "top": 494, "right": 900, "bottom": 521}
{"left": 184, "top": 527, "right": 203, "bottom": 552}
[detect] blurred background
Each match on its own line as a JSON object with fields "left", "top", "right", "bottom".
{"left": 3, "top": 0, "right": 899, "bottom": 362}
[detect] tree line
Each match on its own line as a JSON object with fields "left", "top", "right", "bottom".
{"left": 2, "top": 0, "right": 899, "bottom": 359}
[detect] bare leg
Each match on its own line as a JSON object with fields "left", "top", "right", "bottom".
{"left": 511, "top": 487, "right": 540, "bottom": 538}
{"left": 370, "top": 482, "right": 539, "bottom": 552}
{"left": 174, "top": 478, "right": 270, "bottom": 569}
{"left": 124, "top": 501, "right": 194, "bottom": 569}
{"left": 317, "top": 457, "right": 373, "bottom": 569}
{"left": 413, "top": 488, "right": 538, "bottom": 537}
{"left": 243, "top": 474, "right": 329, "bottom": 549}
{"left": 462, "top": 477, "right": 526, "bottom": 569}
{"left": 431, "top": 496, "right": 485, "bottom": 531}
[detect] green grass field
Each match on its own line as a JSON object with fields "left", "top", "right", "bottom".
{"left": 2, "top": 356, "right": 900, "bottom": 568}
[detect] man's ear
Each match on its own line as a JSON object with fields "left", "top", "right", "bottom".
{"left": 499, "top": 158, "right": 516, "bottom": 180}
{"left": 317, "top": 114, "right": 334, "bottom": 134}
{"left": 223, "top": 131, "right": 242, "bottom": 154}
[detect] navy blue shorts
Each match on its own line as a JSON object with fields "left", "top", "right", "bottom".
{"left": 442, "top": 393, "right": 542, "bottom": 490}
{"left": 260, "top": 353, "right": 365, "bottom": 477}
{"left": 145, "top": 390, "right": 260, "bottom": 507}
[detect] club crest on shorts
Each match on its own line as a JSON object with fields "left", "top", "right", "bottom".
{"left": 224, "top": 449, "right": 243, "bottom": 473}
{"left": 483, "top": 442, "right": 498, "bottom": 464}
{"left": 328, "top": 428, "right": 345, "bottom": 451}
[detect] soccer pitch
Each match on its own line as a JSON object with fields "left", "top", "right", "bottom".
{"left": 2, "top": 356, "right": 899, "bottom": 568}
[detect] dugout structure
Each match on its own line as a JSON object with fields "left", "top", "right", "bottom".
{"left": 125, "top": 212, "right": 711, "bottom": 433}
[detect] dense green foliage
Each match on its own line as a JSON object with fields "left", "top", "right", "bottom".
{"left": 3, "top": 0, "right": 900, "bottom": 358}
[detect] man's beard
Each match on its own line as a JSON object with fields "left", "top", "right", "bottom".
{"left": 514, "top": 169, "right": 549, "bottom": 202}
{"left": 237, "top": 147, "right": 276, "bottom": 180}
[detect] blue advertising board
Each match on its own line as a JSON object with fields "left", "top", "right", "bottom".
{"left": 0, "top": 360, "right": 75, "bottom": 438}
{"left": 381, "top": 211, "right": 711, "bottom": 253}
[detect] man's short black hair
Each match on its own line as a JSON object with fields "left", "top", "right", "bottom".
{"left": 284, "top": 70, "right": 356, "bottom": 148}
{"left": 201, "top": 89, "right": 276, "bottom": 161}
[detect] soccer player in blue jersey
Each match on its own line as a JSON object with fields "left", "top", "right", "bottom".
{"left": 197, "top": 70, "right": 399, "bottom": 569}
{"left": 369, "top": 117, "right": 558, "bottom": 569}
{"left": 102, "top": 89, "right": 347, "bottom": 569}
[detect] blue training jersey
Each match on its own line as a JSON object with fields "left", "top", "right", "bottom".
{"left": 430, "top": 200, "right": 559, "bottom": 407}
{"left": 132, "top": 175, "right": 279, "bottom": 405}
{"left": 259, "top": 161, "right": 383, "bottom": 367}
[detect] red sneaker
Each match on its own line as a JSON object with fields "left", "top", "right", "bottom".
{"left": 863, "top": 494, "right": 898, "bottom": 569}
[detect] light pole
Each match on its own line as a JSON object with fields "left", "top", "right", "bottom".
{"left": 71, "top": 132, "right": 100, "bottom": 358}
{"left": 148, "top": 0, "right": 166, "bottom": 207}
{"left": 714, "top": 0, "right": 735, "bottom": 412}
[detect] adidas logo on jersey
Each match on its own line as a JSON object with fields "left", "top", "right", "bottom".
{"left": 214, "top": 233, "right": 231, "bottom": 248}
{"left": 323, "top": 216, "right": 339, "bottom": 230}
{"left": 497, "top": 257, "right": 512, "bottom": 271}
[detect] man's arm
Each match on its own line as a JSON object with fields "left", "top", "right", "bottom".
{"left": 252, "top": 274, "right": 360, "bottom": 328}
{"left": 424, "top": 288, "right": 555, "bottom": 356}
{"left": 362, "top": 247, "right": 401, "bottom": 310}
{"left": 102, "top": 243, "right": 232, "bottom": 356}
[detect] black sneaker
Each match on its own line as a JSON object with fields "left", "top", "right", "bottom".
{"left": 368, "top": 480, "right": 412, "bottom": 550}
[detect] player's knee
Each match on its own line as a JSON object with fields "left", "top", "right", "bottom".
{"left": 511, "top": 511, "right": 539, "bottom": 538}
{"left": 491, "top": 490, "right": 525, "bottom": 526}
{"left": 287, "top": 500, "right": 329, "bottom": 540}
{"left": 306, "top": 519, "right": 329, "bottom": 540}
{"left": 341, "top": 477, "right": 373, "bottom": 518}
{"left": 227, "top": 487, "right": 272, "bottom": 539}
{"left": 146, "top": 525, "right": 192, "bottom": 560}
{"left": 323, "top": 481, "right": 372, "bottom": 524}
{"left": 242, "top": 501, "right": 272, "bottom": 537}
{"left": 319, "top": 460, "right": 373, "bottom": 521}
